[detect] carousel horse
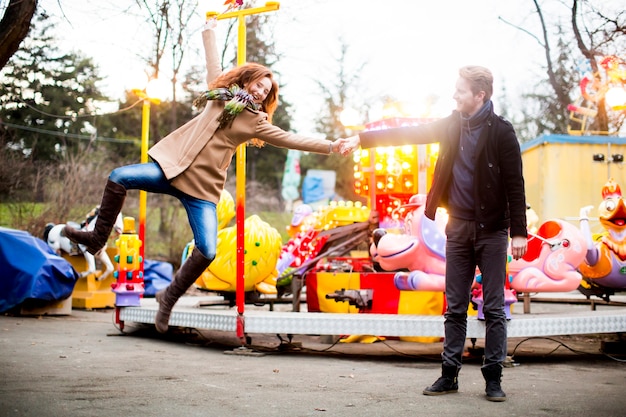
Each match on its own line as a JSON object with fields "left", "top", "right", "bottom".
{"left": 44, "top": 207, "right": 123, "bottom": 281}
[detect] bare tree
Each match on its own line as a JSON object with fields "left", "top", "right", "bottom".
{"left": 570, "top": 0, "right": 625, "bottom": 133}
{"left": 134, "top": 0, "right": 197, "bottom": 134}
{"left": 168, "top": 1, "right": 196, "bottom": 130}
{"left": 307, "top": 39, "right": 368, "bottom": 202}
{"left": 313, "top": 40, "right": 367, "bottom": 141}
{"left": 501, "top": 0, "right": 625, "bottom": 137}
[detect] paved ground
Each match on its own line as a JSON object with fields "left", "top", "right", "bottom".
{"left": 1, "top": 298, "right": 626, "bottom": 417}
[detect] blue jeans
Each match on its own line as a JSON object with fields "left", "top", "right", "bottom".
{"left": 109, "top": 162, "right": 217, "bottom": 261}
{"left": 442, "top": 217, "right": 508, "bottom": 368}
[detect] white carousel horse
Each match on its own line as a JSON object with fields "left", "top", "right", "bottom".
{"left": 44, "top": 207, "right": 123, "bottom": 281}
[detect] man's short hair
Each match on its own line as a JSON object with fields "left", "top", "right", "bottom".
{"left": 459, "top": 66, "right": 493, "bottom": 102}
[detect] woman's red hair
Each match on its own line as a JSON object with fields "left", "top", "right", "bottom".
{"left": 209, "top": 63, "right": 278, "bottom": 118}
{"left": 207, "top": 63, "right": 278, "bottom": 147}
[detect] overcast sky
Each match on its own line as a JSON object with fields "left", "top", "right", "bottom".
{"left": 49, "top": 0, "right": 620, "bottom": 136}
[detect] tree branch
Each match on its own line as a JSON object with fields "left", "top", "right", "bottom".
{"left": 0, "top": 0, "right": 38, "bottom": 70}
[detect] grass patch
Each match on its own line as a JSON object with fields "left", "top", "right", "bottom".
{"left": 1, "top": 202, "right": 45, "bottom": 228}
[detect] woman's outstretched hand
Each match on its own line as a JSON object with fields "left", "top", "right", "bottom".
{"left": 204, "top": 17, "right": 217, "bottom": 31}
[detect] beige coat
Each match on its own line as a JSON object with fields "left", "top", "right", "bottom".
{"left": 148, "top": 29, "right": 333, "bottom": 204}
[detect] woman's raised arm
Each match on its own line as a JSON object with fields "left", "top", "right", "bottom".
{"left": 203, "top": 19, "right": 222, "bottom": 85}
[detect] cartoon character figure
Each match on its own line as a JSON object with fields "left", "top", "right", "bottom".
{"left": 508, "top": 219, "right": 587, "bottom": 292}
{"left": 579, "top": 178, "right": 626, "bottom": 291}
{"left": 370, "top": 194, "right": 449, "bottom": 292}
{"left": 285, "top": 204, "right": 314, "bottom": 238}
{"left": 472, "top": 264, "right": 518, "bottom": 320}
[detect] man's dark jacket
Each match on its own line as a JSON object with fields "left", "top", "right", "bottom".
{"left": 359, "top": 110, "right": 527, "bottom": 239}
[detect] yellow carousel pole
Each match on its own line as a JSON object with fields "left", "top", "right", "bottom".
{"left": 138, "top": 97, "right": 150, "bottom": 272}
{"left": 131, "top": 89, "right": 160, "bottom": 281}
{"left": 207, "top": 1, "right": 280, "bottom": 344}
{"left": 118, "top": 87, "right": 159, "bottom": 329}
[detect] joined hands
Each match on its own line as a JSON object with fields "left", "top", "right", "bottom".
{"left": 335, "top": 135, "right": 360, "bottom": 156}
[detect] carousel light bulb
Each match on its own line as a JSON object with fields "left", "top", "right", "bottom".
{"left": 145, "top": 78, "right": 169, "bottom": 101}
{"left": 339, "top": 107, "right": 361, "bottom": 128}
{"left": 606, "top": 86, "right": 626, "bottom": 110}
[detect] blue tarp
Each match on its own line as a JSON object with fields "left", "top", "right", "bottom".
{"left": 302, "top": 176, "right": 325, "bottom": 203}
{"left": 143, "top": 259, "right": 173, "bottom": 297}
{"left": 0, "top": 227, "right": 80, "bottom": 313}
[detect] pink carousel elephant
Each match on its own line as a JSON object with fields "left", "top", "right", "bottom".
{"left": 370, "top": 194, "right": 449, "bottom": 292}
{"left": 372, "top": 193, "right": 587, "bottom": 296}
{"left": 508, "top": 219, "right": 587, "bottom": 292}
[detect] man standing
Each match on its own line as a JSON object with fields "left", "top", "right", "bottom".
{"left": 341, "top": 66, "right": 528, "bottom": 402}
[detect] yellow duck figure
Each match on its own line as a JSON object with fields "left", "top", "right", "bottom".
{"left": 579, "top": 178, "right": 626, "bottom": 292}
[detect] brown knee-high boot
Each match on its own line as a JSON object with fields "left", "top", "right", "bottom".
{"left": 64, "top": 180, "right": 127, "bottom": 255}
{"left": 155, "top": 247, "right": 211, "bottom": 333}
